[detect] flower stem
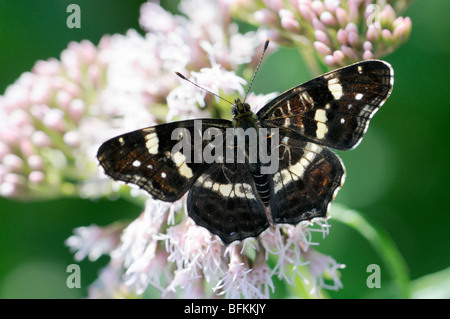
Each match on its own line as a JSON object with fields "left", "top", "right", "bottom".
{"left": 331, "top": 204, "right": 411, "bottom": 298}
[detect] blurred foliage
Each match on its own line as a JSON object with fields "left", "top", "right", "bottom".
{"left": 0, "top": 0, "right": 449, "bottom": 298}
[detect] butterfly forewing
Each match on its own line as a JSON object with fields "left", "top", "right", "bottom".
{"left": 258, "top": 60, "right": 393, "bottom": 150}
{"left": 97, "top": 119, "right": 230, "bottom": 201}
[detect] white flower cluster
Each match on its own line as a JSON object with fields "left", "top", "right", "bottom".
{"left": 70, "top": 198, "right": 343, "bottom": 298}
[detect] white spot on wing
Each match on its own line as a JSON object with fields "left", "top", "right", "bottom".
{"left": 145, "top": 132, "right": 159, "bottom": 154}
{"left": 314, "top": 109, "right": 327, "bottom": 123}
{"left": 314, "top": 109, "right": 328, "bottom": 139}
{"left": 132, "top": 160, "right": 141, "bottom": 167}
{"left": 328, "top": 78, "right": 343, "bottom": 100}
{"left": 172, "top": 151, "right": 186, "bottom": 167}
{"left": 171, "top": 151, "right": 193, "bottom": 178}
{"left": 355, "top": 93, "right": 364, "bottom": 100}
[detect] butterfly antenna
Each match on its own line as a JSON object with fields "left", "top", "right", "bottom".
{"left": 175, "top": 72, "right": 233, "bottom": 105}
{"left": 243, "top": 39, "right": 270, "bottom": 104}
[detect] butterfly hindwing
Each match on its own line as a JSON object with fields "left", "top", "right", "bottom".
{"left": 258, "top": 60, "right": 393, "bottom": 150}
{"left": 269, "top": 130, "right": 345, "bottom": 225}
{"left": 187, "top": 161, "right": 269, "bottom": 245}
{"left": 97, "top": 119, "right": 231, "bottom": 201}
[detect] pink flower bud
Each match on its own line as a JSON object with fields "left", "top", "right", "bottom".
{"left": 333, "top": 50, "right": 345, "bottom": 65}
{"left": 140, "top": 1, "right": 176, "bottom": 33}
{"left": 20, "top": 138, "right": 34, "bottom": 158}
{"left": 43, "top": 108, "right": 66, "bottom": 132}
{"left": 9, "top": 109, "right": 30, "bottom": 127}
{"left": 366, "top": 25, "right": 380, "bottom": 42}
{"left": 363, "top": 50, "right": 374, "bottom": 60}
{"left": 314, "top": 30, "right": 330, "bottom": 46}
{"left": 335, "top": 7, "right": 349, "bottom": 26}
{"left": 0, "top": 181, "right": 18, "bottom": 197}
{"left": 311, "top": 1, "right": 324, "bottom": 16}
{"left": 27, "top": 155, "right": 43, "bottom": 171}
{"left": 347, "top": 0, "right": 361, "bottom": 22}
{"left": 78, "top": 40, "right": 97, "bottom": 64}
{"left": 314, "top": 41, "right": 332, "bottom": 55}
{"left": 363, "top": 41, "right": 373, "bottom": 51}
{"left": 337, "top": 29, "right": 348, "bottom": 45}
{"left": 56, "top": 90, "right": 72, "bottom": 111}
{"left": 33, "top": 59, "right": 61, "bottom": 76}
{"left": 298, "top": 3, "right": 316, "bottom": 23}
{"left": 320, "top": 11, "right": 336, "bottom": 26}
{"left": 347, "top": 29, "right": 359, "bottom": 46}
{"left": 68, "top": 99, "right": 85, "bottom": 122}
{"left": 312, "top": 18, "right": 326, "bottom": 32}
{"left": 324, "top": 54, "right": 335, "bottom": 66}
{"left": 393, "top": 17, "right": 412, "bottom": 40}
{"left": 381, "top": 29, "right": 393, "bottom": 41}
{"left": 2, "top": 154, "right": 23, "bottom": 172}
{"left": 280, "top": 9, "right": 300, "bottom": 32}
{"left": 29, "top": 171, "right": 45, "bottom": 184}
{"left": 345, "top": 22, "right": 358, "bottom": 34}
{"left": 324, "top": 0, "right": 340, "bottom": 12}
{"left": 30, "top": 104, "right": 48, "bottom": 121}
{"left": 380, "top": 4, "right": 396, "bottom": 25}
{"left": 63, "top": 131, "right": 81, "bottom": 148}
{"left": 29, "top": 80, "right": 52, "bottom": 105}
{"left": 31, "top": 131, "right": 52, "bottom": 147}
{"left": 264, "top": 0, "right": 284, "bottom": 12}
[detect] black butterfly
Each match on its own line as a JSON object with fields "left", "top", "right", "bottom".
{"left": 97, "top": 59, "right": 394, "bottom": 245}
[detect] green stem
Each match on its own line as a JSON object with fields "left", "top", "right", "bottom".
{"left": 331, "top": 204, "right": 411, "bottom": 298}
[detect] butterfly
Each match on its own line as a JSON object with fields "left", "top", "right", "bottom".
{"left": 97, "top": 55, "right": 394, "bottom": 245}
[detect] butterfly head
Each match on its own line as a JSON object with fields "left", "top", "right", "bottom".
{"left": 231, "top": 98, "right": 257, "bottom": 129}
{"left": 232, "top": 98, "right": 251, "bottom": 117}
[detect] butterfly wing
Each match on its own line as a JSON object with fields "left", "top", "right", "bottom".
{"left": 269, "top": 130, "right": 345, "bottom": 225}
{"left": 97, "top": 119, "right": 231, "bottom": 202}
{"left": 258, "top": 60, "right": 394, "bottom": 150}
{"left": 187, "top": 161, "right": 270, "bottom": 245}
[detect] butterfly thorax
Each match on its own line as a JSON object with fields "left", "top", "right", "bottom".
{"left": 231, "top": 98, "right": 258, "bottom": 130}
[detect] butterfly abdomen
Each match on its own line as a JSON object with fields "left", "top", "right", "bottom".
{"left": 251, "top": 170, "right": 271, "bottom": 206}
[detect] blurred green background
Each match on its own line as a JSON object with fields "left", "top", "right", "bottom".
{"left": 0, "top": 0, "right": 449, "bottom": 298}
